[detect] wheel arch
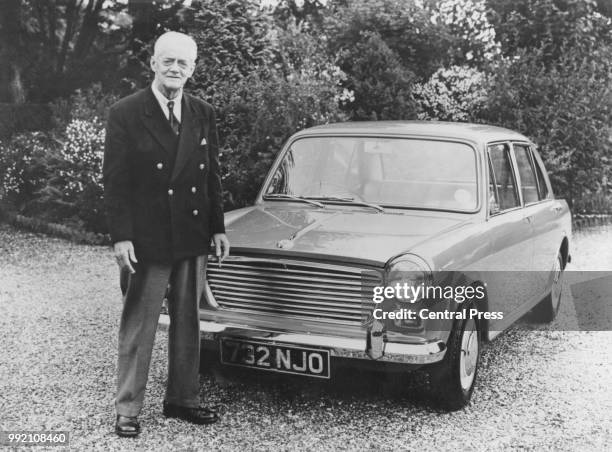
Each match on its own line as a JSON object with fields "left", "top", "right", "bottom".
{"left": 468, "top": 280, "right": 490, "bottom": 343}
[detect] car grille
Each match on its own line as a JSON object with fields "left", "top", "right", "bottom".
{"left": 206, "top": 256, "right": 382, "bottom": 325}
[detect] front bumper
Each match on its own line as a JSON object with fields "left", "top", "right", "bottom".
{"left": 159, "top": 316, "right": 447, "bottom": 366}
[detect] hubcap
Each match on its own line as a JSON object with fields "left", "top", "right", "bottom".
{"left": 459, "top": 318, "right": 478, "bottom": 391}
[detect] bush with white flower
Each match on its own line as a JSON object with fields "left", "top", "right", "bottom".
{"left": 0, "top": 132, "right": 58, "bottom": 203}
{"left": 51, "top": 117, "right": 107, "bottom": 231}
{"left": 413, "top": 65, "right": 488, "bottom": 121}
{"left": 58, "top": 118, "right": 106, "bottom": 197}
{"left": 0, "top": 115, "right": 108, "bottom": 232}
{"left": 429, "top": 0, "right": 501, "bottom": 65}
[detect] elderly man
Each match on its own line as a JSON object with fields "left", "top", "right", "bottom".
{"left": 103, "top": 31, "right": 229, "bottom": 437}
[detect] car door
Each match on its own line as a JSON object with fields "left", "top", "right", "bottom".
{"left": 481, "top": 142, "right": 537, "bottom": 327}
{"left": 513, "top": 143, "right": 562, "bottom": 300}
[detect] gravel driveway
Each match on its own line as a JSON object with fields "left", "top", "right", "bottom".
{"left": 1, "top": 223, "right": 611, "bottom": 451}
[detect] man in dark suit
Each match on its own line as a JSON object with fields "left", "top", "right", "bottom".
{"left": 103, "top": 31, "right": 229, "bottom": 437}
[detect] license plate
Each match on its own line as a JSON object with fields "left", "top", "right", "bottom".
{"left": 220, "top": 337, "right": 330, "bottom": 379}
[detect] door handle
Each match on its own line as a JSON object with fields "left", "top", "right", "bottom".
{"left": 552, "top": 205, "right": 563, "bottom": 213}
{"left": 523, "top": 215, "right": 533, "bottom": 223}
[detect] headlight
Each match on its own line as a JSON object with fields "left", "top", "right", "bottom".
{"left": 377, "top": 254, "right": 433, "bottom": 330}
{"left": 385, "top": 254, "right": 433, "bottom": 303}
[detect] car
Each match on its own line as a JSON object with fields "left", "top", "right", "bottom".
{"left": 162, "top": 121, "right": 572, "bottom": 410}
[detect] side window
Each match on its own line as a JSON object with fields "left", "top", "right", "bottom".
{"left": 532, "top": 149, "right": 550, "bottom": 200}
{"left": 488, "top": 143, "right": 520, "bottom": 213}
{"left": 514, "top": 144, "right": 539, "bottom": 204}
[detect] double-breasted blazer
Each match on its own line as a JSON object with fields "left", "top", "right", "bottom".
{"left": 103, "top": 87, "right": 225, "bottom": 263}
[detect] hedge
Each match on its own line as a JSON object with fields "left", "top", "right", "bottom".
{"left": 0, "top": 103, "right": 53, "bottom": 139}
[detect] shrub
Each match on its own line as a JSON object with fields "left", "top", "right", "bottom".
{"left": 323, "top": 0, "right": 454, "bottom": 80}
{"left": 481, "top": 45, "right": 612, "bottom": 206}
{"left": 487, "top": 0, "right": 612, "bottom": 65}
{"left": 0, "top": 103, "right": 53, "bottom": 139}
{"left": 1, "top": 84, "right": 114, "bottom": 233}
{"left": 56, "top": 118, "right": 105, "bottom": 199}
{"left": 40, "top": 84, "right": 117, "bottom": 232}
{"left": 50, "top": 83, "right": 119, "bottom": 130}
{"left": 414, "top": 65, "right": 488, "bottom": 121}
{"left": 189, "top": 0, "right": 274, "bottom": 99}
{"left": 0, "top": 131, "right": 61, "bottom": 208}
{"left": 322, "top": 0, "right": 449, "bottom": 120}
{"left": 188, "top": 5, "right": 347, "bottom": 209}
{"left": 212, "top": 66, "right": 346, "bottom": 209}
{"left": 334, "top": 30, "right": 418, "bottom": 120}
{"left": 52, "top": 118, "right": 107, "bottom": 232}
{"left": 429, "top": 0, "right": 501, "bottom": 66}
{"left": 573, "top": 190, "right": 612, "bottom": 214}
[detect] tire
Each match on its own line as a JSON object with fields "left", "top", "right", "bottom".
{"left": 427, "top": 302, "right": 481, "bottom": 411}
{"left": 530, "top": 250, "right": 564, "bottom": 323}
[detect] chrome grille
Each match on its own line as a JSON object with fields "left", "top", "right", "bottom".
{"left": 206, "top": 256, "right": 382, "bottom": 324}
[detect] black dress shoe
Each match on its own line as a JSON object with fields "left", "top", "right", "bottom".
{"left": 162, "top": 401, "right": 219, "bottom": 424}
{"left": 115, "top": 415, "right": 140, "bottom": 437}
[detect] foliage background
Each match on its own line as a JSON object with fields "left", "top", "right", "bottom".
{"left": 1, "top": 0, "right": 612, "bottom": 236}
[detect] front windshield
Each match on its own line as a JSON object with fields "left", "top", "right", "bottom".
{"left": 264, "top": 136, "right": 478, "bottom": 211}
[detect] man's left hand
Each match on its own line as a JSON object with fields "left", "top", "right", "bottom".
{"left": 212, "top": 233, "right": 230, "bottom": 262}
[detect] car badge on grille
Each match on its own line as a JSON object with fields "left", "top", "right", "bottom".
{"left": 276, "top": 239, "right": 294, "bottom": 249}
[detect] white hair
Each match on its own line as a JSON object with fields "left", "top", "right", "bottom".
{"left": 153, "top": 31, "right": 197, "bottom": 60}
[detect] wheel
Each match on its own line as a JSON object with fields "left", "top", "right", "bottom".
{"left": 530, "top": 250, "right": 564, "bottom": 323}
{"left": 427, "top": 303, "right": 481, "bottom": 411}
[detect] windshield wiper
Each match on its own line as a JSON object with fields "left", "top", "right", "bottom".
{"left": 264, "top": 193, "right": 325, "bottom": 208}
{"left": 306, "top": 196, "right": 385, "bottom": 213}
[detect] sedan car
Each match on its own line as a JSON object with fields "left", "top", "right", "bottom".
{"left": 163, "top": 121, "right": 572, "bottom": 410}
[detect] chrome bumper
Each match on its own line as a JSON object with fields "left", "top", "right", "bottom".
{"left": 159, "top": 316, "right": 447, "bottom": 365}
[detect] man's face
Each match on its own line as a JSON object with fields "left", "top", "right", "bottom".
{"left": 150, "top": 44, "right": 195, "bottom": 93}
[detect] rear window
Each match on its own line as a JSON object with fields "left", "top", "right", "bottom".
{"left": 488, "top": 143, "right": 520, "bottom": 213}
{"left": 514, "top": 144, "right": 540, "bottom": 204}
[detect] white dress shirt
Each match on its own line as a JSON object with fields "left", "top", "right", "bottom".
{"left": 151, "top": 84, "right": 182, "bottom": 123}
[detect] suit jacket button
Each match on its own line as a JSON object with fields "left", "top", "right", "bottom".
{"left": 192, "top": 209, "right": 199, "bottom": 216}
{"left": 168, "top": 189, "right": 174, "bottom": 195}
{"left": 191, "top": 186, "right": 197, "bottom": 193}
{"left": 199, "top": 163, "right": 205, "bottom": 170}
{"left": 157, "top": 163, "right": 163, "bottom": 170}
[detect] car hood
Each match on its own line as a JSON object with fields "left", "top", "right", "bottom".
{"left": 225, "top": 204, "right": 472, "bottom": 266}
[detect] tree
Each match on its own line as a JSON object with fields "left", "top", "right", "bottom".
{"left": 124, "top": 0, "right": 196, "bottom": 91}
{"left": 185, "top": 0, "right": 346, "bottom": 207}
{"left": 324, "top": 0, "right": 453, "bottom": 80}
{"left": 0, "top": 0, "right": 27, "bottom": 103}
{"left": 427, "top": 0, "right": 501, "bottom": 67}
{"left": 596, "top": 0, "right": 612, "bottom": 16}
{"left": 336, "top": 31, "right": 417, "bottom": 120}
{"left": 0, "top": 0, "right": 132, "bottom": 103}
{"left": 321, "top": 0, "right": 453, "bottom": 120}
{"left": 481, "top": 0, "right": 612, "bottom": 207}
{"left": 189, "top": 0, "right": 273, "bottom": 99}
{"left": 482, "top": 46, "right": 612, "bottom": 207}
{"left": 486, "top": 0, "right": 612, "bottom": 62}
{"left": 269, "top": 0, "right": 328, "bottom": 28}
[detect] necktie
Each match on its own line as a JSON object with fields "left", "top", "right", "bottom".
{"left": 167, "top": 100, "right": 180, "bottom": 135}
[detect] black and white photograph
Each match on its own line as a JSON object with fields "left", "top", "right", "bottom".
{"left": 1, "top": 0, "right": 611, "bottom": 450}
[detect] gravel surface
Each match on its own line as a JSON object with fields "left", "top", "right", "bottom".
{"left": 1, "top": 223, "right": 611, "bottom": 451}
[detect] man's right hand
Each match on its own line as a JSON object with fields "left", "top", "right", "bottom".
{"left": 114, "top": 240, "right": 138, "bottom": 274}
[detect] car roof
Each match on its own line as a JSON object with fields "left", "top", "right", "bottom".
{"left": 293, "top": 120, "right": 532, "bottom": 145}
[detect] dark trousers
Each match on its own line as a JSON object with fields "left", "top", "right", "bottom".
{"left": 115, "top": 256, "right": 207, "bottom": 417}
